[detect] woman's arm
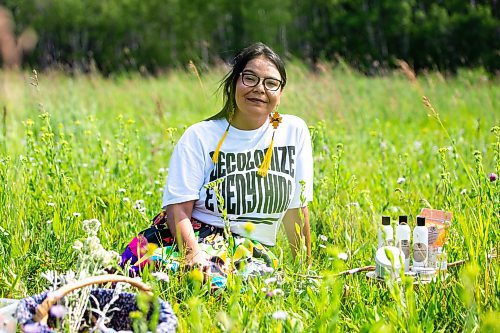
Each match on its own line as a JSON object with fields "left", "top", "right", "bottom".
{"left": 282, "top": 206, "right": 311, "bottom": 264}
{"left": 166, "top": 201, "right": 208, "bottom": 267}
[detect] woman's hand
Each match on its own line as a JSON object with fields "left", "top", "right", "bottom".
{"left": 185, "top": 250, "right": 211, "bottom": 281}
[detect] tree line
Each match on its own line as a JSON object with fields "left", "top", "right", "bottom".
{"left": 3, "top": 0, "right": 499, "bottom": 74}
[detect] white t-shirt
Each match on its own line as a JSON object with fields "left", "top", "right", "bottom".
{"left": 162, "top": 114, "right": 313, "bottom": 246}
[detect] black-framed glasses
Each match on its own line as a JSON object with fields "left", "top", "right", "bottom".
{"left": 240, "top": 72, "right": 282, "bottom": 91}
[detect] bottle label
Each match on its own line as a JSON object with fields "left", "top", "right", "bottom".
{"left": 399, "top": 240, "right": 410, "bottom": 259}
{"left": 428, "top": 226, "right": 438, "bottom": 245}
{"left": 428, "top": 246, "right": 438, "bottom": 267}
{"left": 413, "top": 243, "right": 427, "bottom": 262}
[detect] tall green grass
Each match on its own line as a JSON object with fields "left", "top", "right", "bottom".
{"left": 0, "top": 64, "right": 498, "bottom": 332}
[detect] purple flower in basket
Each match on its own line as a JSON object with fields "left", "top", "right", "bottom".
{"left": 49, "top": 305, "right": 66, "bottom": 318}
{"left": 22, "top": 323, "right": 41, "bottom": 333}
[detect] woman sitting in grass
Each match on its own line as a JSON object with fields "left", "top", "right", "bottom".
{"left": 120, "top": 42, "right": 313, "bottom": 283}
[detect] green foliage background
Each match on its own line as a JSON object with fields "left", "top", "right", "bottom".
{"left": 3, "top": 0, "right": 499, "bottom": 74}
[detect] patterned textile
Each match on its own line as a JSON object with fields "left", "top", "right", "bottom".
{"left": 120, "top": 211, "right": 278, "bottom": 286}
{"left": 16, "top": 288, "right": 177, "bottom": 333}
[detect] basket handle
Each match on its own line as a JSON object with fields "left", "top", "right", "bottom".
{"left": 33, "top": 274, "right": 153, "bottom": 323}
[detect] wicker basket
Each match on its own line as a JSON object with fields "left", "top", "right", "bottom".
{"left": 15, "top": 274, "right": 177, "bottom": 333}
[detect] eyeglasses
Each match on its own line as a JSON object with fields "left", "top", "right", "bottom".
{"left": 240, "top": 72, "right": 282, "bottom": 91}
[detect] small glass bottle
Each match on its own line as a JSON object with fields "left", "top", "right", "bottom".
{"left": 436, "top": 247, "right": 448, "bottom": 272}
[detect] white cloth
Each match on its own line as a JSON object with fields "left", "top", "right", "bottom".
{"left": 162, "top": 114, "right": 313, "bottom": 246}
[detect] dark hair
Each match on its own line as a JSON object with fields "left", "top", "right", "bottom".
{"left": 207, "top": 42, "right": 287, "bottom": 121}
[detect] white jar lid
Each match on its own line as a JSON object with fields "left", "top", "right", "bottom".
{"left": 375, "top": 246, "right": 405, "bottom": 269}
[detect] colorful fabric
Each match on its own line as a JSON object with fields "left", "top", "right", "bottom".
{"left": 162, "top": 114, "right": 313, "bottom": 246}
{"left": 16, "top": 288, "right": 177, "bottom": 333}
{"left": 120, "top": 211, "right": 278, "bottom": 285}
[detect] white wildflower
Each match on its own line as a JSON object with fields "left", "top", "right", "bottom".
{"left": 123, "top": 197, "right": 130, "bottom": 203}
{"left": 397, "top": 177, "right": 406, "bottom": 184}
{"left": 134, "top": 200, "right": 146, "bottom": 214}
{"left": 262, "top": 266, "right": 274, "bottom": 273}
{"left": 118, "top": 188, "right": 126, "bottom": 193}
{"left": 73, "top": 240, "right": 83, "bottom": 251}
{"left": 319, "top": 234, "right": 328, "bottom": 242}
{"left": 146, "top": 191, "right": 153, "bottom": 196}
{"left": 319, "top": 244, "right": 327, "bottom": 249}
{"left": 158, "top": 167, "right": 166, "bottom": 174}
{"left": 100, "top": 250, "right": 120, "bottom": 267}
{"left": 73, "top": 212, "right": 81, "bottom": 217}
{"left": 414, "top": 141, "right": 422, "bottom": 150}
{"left": 264, "top": 277, "right": 277, "bottom": 285}
{"left": 337, "top": 252, "right": 348, "bottom": 261}
{"left": 78, "top": 270, "right": 89, "bottom": 280}
{"left": 85, "top": 235, "right": 103, "bottom": 252}
{"left": 82, "top": 219, "right": 101, "bottom": 236}
{"left": 152, "top": 272, "right": 170, "bottom": 282}
{"left": 41, "top": 270, "right": 58, "bottom": 283}
{"left": 271, "top": 288, "right": 284, "bottom": 296}
{"left": 65, "top": 270, "right": 76, "bottom": 283}
{"left": 460, "top": 188, "right": 467, "bottom": 195}
{"left": 272, "top": 310, "right": 288, "bottom": 320}
{"left": 47, "top": 202, "right": 56, "bottom": 207}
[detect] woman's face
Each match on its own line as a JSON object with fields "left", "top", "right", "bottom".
{"left": 234, "top": 56, "right": 283, "bottom": 127}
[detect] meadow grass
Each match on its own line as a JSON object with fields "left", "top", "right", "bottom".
{"left": 0, "top": 64, "right": 498, "bottom": 332}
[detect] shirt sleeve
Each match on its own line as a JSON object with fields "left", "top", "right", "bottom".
{"left": 288, "top": 120, "right": 314, "bottom": 209}
{"left": 162, "top": 130, "right": 206, "bottom": 207}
